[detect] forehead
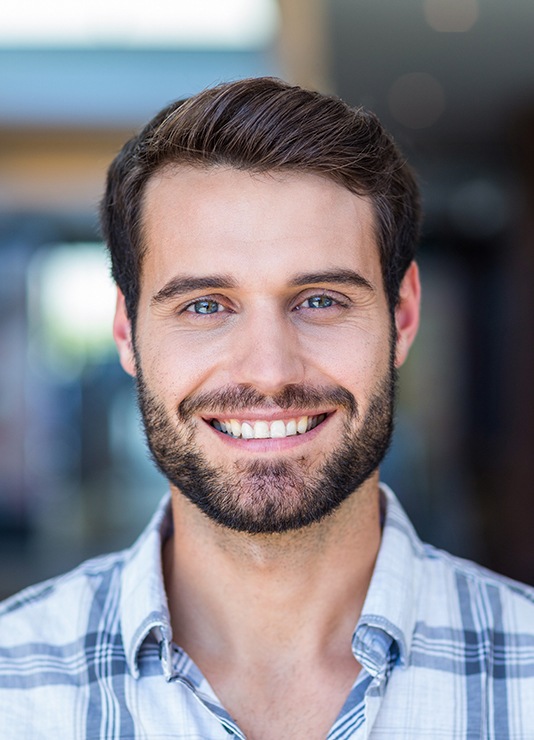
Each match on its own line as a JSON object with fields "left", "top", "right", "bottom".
{"left": 140, "top": 166, "right": 380, "bottom": 288}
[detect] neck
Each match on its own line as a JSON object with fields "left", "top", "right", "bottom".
{"left": 163, "top": 474, "right": 381, "bottom": 668}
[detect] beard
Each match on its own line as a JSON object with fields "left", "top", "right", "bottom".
{"left": 135, "top": 356, "right": 396, "bottom": 535}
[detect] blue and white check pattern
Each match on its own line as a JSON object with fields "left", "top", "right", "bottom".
{"left": 1, "top": 485, "right": 534, "bottom": 739}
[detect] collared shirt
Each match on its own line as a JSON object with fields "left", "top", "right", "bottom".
{"left": 1, "top": 485, "right": 534, "bottom": 739}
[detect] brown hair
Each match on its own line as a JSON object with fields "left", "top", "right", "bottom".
{"left": 100, "top": 77, "right": 420, "bottom": 323}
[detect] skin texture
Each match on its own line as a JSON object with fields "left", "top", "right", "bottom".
{"left": 113, "top": 167, "right": 420, "bottom": 739}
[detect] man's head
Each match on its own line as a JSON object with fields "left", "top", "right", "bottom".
{"left": 101, "top": 77, "right": 420, "bottom": 327}
{"left": 104, "top": 78, "right": 421, "bottom": 535}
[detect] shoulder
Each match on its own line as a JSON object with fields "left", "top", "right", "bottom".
{"left": 421, "top": 543, "right": 534, "bottom": 616}
{"left": 0, "top": 550, "right": 133, "bottom": 734}
{"left": 374, "top": 485, "right": 534, "bottom": 659}
{"left": 380, "top": 484, "right": 534, "bottom": 632}
{"left": 0, "top": 549, "right": 127, "bottom": 646}
{"left": 414, "top": 543, "right": 534, "bottom": 671}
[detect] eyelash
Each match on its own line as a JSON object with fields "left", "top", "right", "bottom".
{"left": 296, "top": 294, "right": 344, "bottom": 311}
{"left": 183, "top": 297, "right": 227, "bottom": 315}
{"left": 181, "top": 291, "right": 349, "bottom": 316}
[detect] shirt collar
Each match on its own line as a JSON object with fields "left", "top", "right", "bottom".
{"left": 119, "top": 485, "right": 424, "bottom": 680}
{"left": 120, "top": 493, "right": 173, "bottom": 678}
{"left": 352, "top": 483, "right": 424, "bottom": 677}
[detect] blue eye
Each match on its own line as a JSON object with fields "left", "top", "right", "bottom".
{"left": 187, "top": 299, "right": 221, "bottom": 314}
{"left": 305, "top": 295, "right": 334, "bottom": 309}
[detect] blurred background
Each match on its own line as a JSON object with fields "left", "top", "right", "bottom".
{"left": 1, "top": 0, "right": 533, "bottom": 598}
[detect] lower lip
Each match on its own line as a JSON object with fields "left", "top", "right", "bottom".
{"left": 204, "top": 414, "right": 334, "bottom": 452}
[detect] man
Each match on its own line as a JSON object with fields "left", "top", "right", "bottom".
{"left": 1, "top": 77, "right": 533, "bottom": 739}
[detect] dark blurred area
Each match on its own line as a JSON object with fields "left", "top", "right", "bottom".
{"left": 1, "top": 0, "right": 533, "bottom": 598}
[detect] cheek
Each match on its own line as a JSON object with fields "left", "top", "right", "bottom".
{"left": 137, "top": 329, "right": 221, "bottom": 405}
{"left": 303, "top": 327, "right": 391, "bottom": 387}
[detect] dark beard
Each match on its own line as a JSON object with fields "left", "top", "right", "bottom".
{"left": 135, "top": 363, "right": 396, "bottom": 535}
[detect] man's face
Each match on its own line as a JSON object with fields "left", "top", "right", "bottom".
{"left": 114, "top": 167, "right": 418, "bottom": 533}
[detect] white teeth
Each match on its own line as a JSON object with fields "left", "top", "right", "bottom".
{"left": 270, "top": 420, "right": 287, "bottom": 438}
{"left": 297, "top": 416, "right": 308, "bottom": 434}
{"left": 241, "top": 422, "right": 254, "bottom": 439}
{"left": 253, "top": 421, "right": 270, "bottom": 438}
{"left": 212, "top": 413, "right": 325, "bottom": 439}
{"left": 286, "top": 419, "right": 297, "bottom": 436}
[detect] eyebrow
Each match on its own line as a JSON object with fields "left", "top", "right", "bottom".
{"left": 289, "top": 269, "right": 375, "bottom": 292}
{"left": 151, "top": 268, "right": 375, "bottom": 306}
{"left": 151, "top": 274, "right": 239, "bottom": 305}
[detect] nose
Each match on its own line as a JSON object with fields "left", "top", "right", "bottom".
{"left": 228, "top": 305, "right": 306, "bottom": 395}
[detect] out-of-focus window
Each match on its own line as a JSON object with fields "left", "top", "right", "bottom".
{"left": 1, "top": 0, "right": 279, "bottom": 49}
{"left": 28, "top": 244, "right": 116, "bottom": 376}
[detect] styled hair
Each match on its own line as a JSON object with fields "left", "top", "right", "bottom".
{"left": 100, "top": 77, "right": 420, "bottom": 323}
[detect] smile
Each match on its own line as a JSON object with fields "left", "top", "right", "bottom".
{"left": 209, "top": 414, "right": 328, "bottom": 440}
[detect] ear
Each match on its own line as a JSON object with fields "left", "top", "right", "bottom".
{"left": 113, "top": 289, "right": 137, "bottom": 377}
{"left": 394, "top": 261, "right": 421, "bottom": 368}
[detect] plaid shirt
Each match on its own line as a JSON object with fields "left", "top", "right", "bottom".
{"left": 1, "top": 485, "right": 534, "bottom": 739}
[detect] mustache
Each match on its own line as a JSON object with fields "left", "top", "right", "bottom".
{"left": 177, "top": 384, "right": 357, "bottom": 421}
